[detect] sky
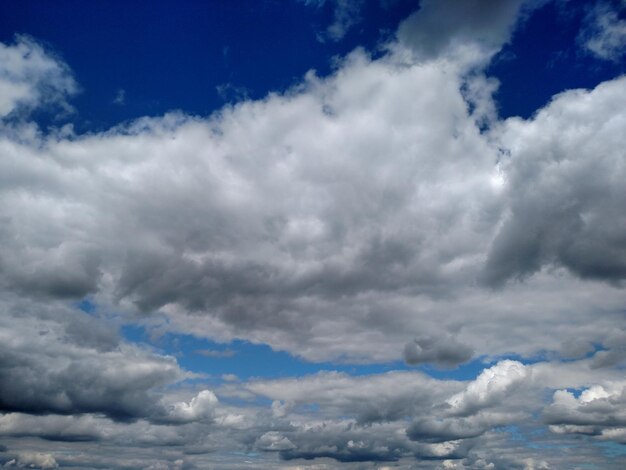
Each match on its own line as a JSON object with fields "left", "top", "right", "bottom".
{"left": 0, "top": 0, "right": 625, "bottom": 469}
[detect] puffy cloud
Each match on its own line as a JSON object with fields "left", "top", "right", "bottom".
{"left": 0, "top": 15, "right": 623, "bottom": 372}
{"left": 0, "top": 297, "right": 187, "bottom": 420}
{"left": 544, "top": 381, "right": 626, "bottom": 443}
{"left": 405, "top": 361, "right": 529, "bottom": 443}
{"left": 0, "top": 36, "right": 506, "bottom": 364}
{"left": 0, "top": 1, "right": 625, "bottom": 466}
{"left": 165, "top": 390, "right": 219, "bottom": 423}
{"left": 446, "top": 360, "right": 528, "bottom": 415}
{"left": 484, "top": 76, "right": 626, "bottom": 285}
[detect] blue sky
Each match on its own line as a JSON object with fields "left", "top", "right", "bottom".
{"left": 1, "top": 0, "right": 621, "bottom": 127}
{"left": 0, "top": 1, "right": 625, "bottom": 469}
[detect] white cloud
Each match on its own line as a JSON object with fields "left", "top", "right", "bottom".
{"left": 5, "top": 452, "right": 58, "bottom": 469}
{"left": 0, "top": 35, "right": 76, "bottom": 119}
{"left": 167, "top": 389, "right": 219, "bottom": 423}
{"left": 256, "top": 431, "right": 297, "bottom": 451}
{"left": 0, "top": 26, "right": 624, "bottom": 372}
{"left": 580, "top": 1, "right": 626, "bottom": 62}
{"left": 446, "top": 360, "right": 528, "bottom": 415}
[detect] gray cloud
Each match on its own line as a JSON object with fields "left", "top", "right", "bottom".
{"left": 397, "top": 0, "right": 531, "bottom": 64}
{"left": 0, "top": 358, "right": 623, "bottom": 468}
{"left": 403, "top": 334, "right": 474, "bottom": 368}
{"left": 0, "top": 298, "right": 187, "bottom": 420}
{"left": 246, "top": 370, "right": 460, "bottom": 425}
{"left": 484, "top": 76, "right": 626, "bottom": 286}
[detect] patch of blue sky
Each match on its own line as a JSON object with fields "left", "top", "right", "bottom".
{"left": 488, "top": 0, "right": 625, "bottom": 119}
{"left": 117, "top": 322, "right": 519, "bottom": 383}
{"left": 75, "top": 298, "right": 96, "bottom": 314}
{"left": 120, "top": 325, "right": 410, "bottom": 380}
{"left": 0, "top": 0, "right": 416, "bottom": 133}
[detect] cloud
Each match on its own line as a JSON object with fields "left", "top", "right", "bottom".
{"left": 0, "top": 297, "right": 188, "bottom": 420}
{"left": 0, "top": 413, "right": 102, "bottom": 442}
{"left": 484, "top": 76, "right": 626, "bottom": 286}
{"left": 404, "top": 361, "right": 529, "bottom": 443}
{"left": 0, "top": 17, "right": 624, "bottom": 373}
{"left": 0, "top": 38, "right": 508, "bottom": 364}
{"left": 272, "top": 421, "right": 424, "bottom": 462}
{"left": 246, "top": 370, "right": 459, "bottom": 425}
{"left": 113, "top": 88, "right": 126, "bottom": 105}
{"left": 544, "top": 381, "right": 626, "bottom": 443}
{"left": 0, "top": 3, "right": 625, "bottom": 466}
{"left": 396, "top": 0, "right": 531, "bottom": 65}
{"left": 0, "top": 358, "right": 622, "bottom": 468}
{"left": 256, "top": 431, "right": 297, "bottom": 451}
{"left": 300, "top": 0, "right": 365, "bottom": 41}
{"left": 406, "top": 416, "right": 497, "bottom": 443}
{"left": 0, "top": 35, "right": 77, "bottom": 119}
{"left": 4, "top": 452, "right": 59, "bottom": 469}
{"left": 579, "top": 0, "right": 626, "bottom": 62}
{"left": 165, "top": 390, "right": 219, "bottom": 423}
{"left": 403, "top": 334, "right": 474, "bottom": 368}
{"left": 446, "top": 360, "right": 528, "bottom": 415}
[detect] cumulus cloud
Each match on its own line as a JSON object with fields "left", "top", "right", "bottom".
{"left": 0, "top": 1, "right": 625, "bottom": 467}
{"left": 165, "top": 390, "right": 219, "bottom": 423}
{"left": 405, "top": 361, "right": 529, "bottom": 443}
{"left": 0, "top": 17, "right": 623, "bottom": 372}
{"left": 484, "top": 76, "right": 626, "bottom": 285}
{"left": 0, "top": 297, "right": 187, "bottom": 420}
{"left": 0, "top": 36, "right": 505, "bottom": 364}
{"left": 446, "top": 360, "right": 528, "bottom": 415}
{"left": 544, "top": 381, "right": 626, "bottom": 443}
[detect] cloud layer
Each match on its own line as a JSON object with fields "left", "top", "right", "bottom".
{"left": 1, "top": 0, "right": 625, "bottom": 468}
